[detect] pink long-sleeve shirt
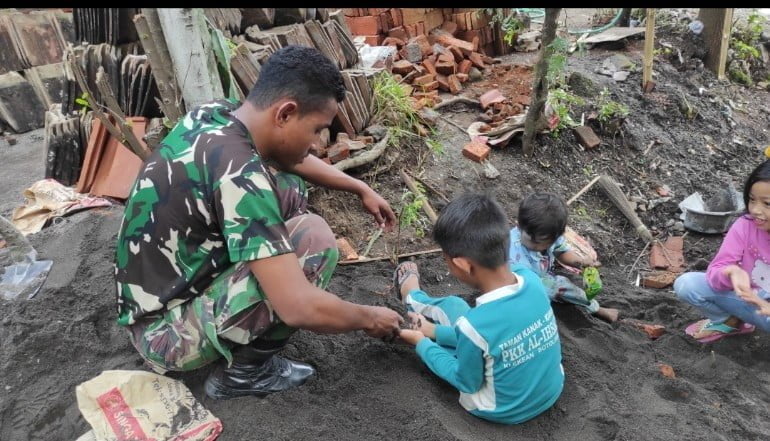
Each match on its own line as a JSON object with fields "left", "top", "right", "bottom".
{"left": 706, "top": 215, "right": 770, "bottom": 292}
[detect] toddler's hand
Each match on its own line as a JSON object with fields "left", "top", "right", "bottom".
{"left": 407, "top": 312, "right": 436, "bottom": 339}
{"left": 398, "top": 329, "right": 426, "bottom": 346}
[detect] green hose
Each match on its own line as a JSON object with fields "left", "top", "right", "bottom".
{"left": 515, "top": 8, "right": 625, "bottom": 35}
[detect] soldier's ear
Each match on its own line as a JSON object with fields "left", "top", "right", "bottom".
{"left": 275, "top": 101, "right": 299, "bottom": 127}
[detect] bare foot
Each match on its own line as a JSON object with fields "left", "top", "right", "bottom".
{"left": 394, "top": 261, "right": 421, "bottom": 302}
{"left": 595, "top": 307, "right": 620, "bottom": 323}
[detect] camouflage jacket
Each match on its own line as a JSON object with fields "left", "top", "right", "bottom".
{"left": 114, "top": 100, "right": 294, "bottom": 326}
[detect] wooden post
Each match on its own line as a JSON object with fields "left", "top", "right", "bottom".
{"left": 522, "top": 8, "right": 561, "bottom": 156}
{"left": 642, "top": 8, "right": 656, "bottom": 92}
{"left": 134, "top": 11, "right": 185, "bottom": 124}
{"left": 698, "top": 8, "right": 734, "bottom": 80}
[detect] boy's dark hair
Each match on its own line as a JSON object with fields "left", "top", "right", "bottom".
{"left": 518, "top": 192, "right": 568, "bottom": 242}
{"left": 744, "top": 159, "right": 770, "bottom": 208}
{"left": 432, "top": 192, "right": 510, "bottom": 269}
{"left": 247, "top": 45, "right": 346, "bottom": 115}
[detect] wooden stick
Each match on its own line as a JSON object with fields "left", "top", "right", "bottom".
{"left": 439, "top": 115, "right": 470, "bottom": 137}
{"left": 400, "top": 169, "right": 438, "bottom": 224}
{"left": 94, "top": 67, "right": 151, "bottom": 160}
{"left": 642, "top": 8, "right": 656, "bottom": 92}
{"left": 333, "top": 133, "right": 389, "bottom": 171}
{"left": 339, "top": 248, "right": 442, "bottom": 265}
{"left": 361, "top": 227, "right": 383, "bottom": 258}
{"left": 642, "top": 139, "right": 657, "bottom": 155}
{"left": 627, "top": 241, "right": 652, "bottom": 279}
{"left": 567, "top": 175, "right": 601, "bottom": 206}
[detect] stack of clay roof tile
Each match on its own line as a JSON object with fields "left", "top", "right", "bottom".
{"left": 73, "top": 8, "right": 140, "bottom": 46}
{"left": 212, "top": 8, "right": 373, "bottom": 139}
{"left": 75, "top": 115, "right": 149, "bottom": 200}
{"left": 0, "top": 9, "right": 73, "bottom": 133}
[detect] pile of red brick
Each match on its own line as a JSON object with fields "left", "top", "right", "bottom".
{"left": 310, "top": 131, "right": 375, "bottom": 165}
{"left": 343, "top": 8, "right": 503, "bottom": 56}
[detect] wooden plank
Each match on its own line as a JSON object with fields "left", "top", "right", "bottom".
{"left": 642, "top": 8, "right": 655, "bottom": 92}
{"left": 698, "top": 8, "right": 733, "bottom": 80}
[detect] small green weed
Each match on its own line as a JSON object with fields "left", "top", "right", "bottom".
{"left": 399, "top": 186, "right": 429, "bottom": 238}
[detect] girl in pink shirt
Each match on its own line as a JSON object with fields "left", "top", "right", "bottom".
{"left": 675, "top": 160, "right": 770, "bottom": 343}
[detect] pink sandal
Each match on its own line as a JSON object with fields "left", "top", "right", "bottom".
{"left": 684, "top": 319, "right": 755, "bottom": 344}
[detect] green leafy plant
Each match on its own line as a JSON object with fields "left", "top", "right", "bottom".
{"left": 546, "top": 37, "right": 571, "bottom": 86}
{"left": 484, "top": 9, "right": 527, "bottom": 46}
{"left": 547, "top": 87, "right": 585, "bottom": 137}
{"left": 371, "top": 72, "right": 442, "bottom": 156}
{"left": 399, "top": 186, "right": 429, "bottom": 238}
{"left": 596, "top": 88, "right": 629, "bottom": 123}
{"left": 728, "top": 10, "right": 767, "bottom": 85}
{"left": 425, "top": 137, "right": 444, "bottom": 156}
{"left": 74, "top": 92, "right": 91, "bottom": 116}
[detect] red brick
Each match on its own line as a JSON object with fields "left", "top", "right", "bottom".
{"left": 328, "top": 143, "right": 350, "bottom": 163}
{"left": 649, "top": 236, "right": 685, "bottom": 272}
{"left": 391, "top": 9, "right": 403, "bottom": 27}
{"left": 468, "top": 52, "right": 485, "bottom": 69}
{"left": 479, "top": 89, "right": 505, "bottom": 109}
{"left": 448, "top": 45, "right": 464, "bottom": 63}
{"left": 659, "top": 363, "right": 676, "bottom": 379}
{"left": 641, "top": 270, "right": 678, "bottom": 289}
{"left": 436, "top": 74, "right": 450, "bottom": 92}
{"left": 573, "top": 125, "right": 601, "bottom": 149}
{"left": 459, "top": 29, "right": 481, "bottom": 44}
{"left": 388, "top": 26, "right": 408, "bottom": 40}
{"left": 440, "top": 20, "right": 458, "bottom": 36}
{"left": 456, "top": 73, "right": 469, "bottom": 83}
{"left": 413, "top": 90, "right": 439, "bottom": 100}
{"left": 336, "top": 237, "right": 359, "bottom": 261}
{"left": 409, "top": 34, "right": 432, "bottom": 56}
{"left": 379, "top": 11, "right": 393, "bottom": 32}
{"left": 432, "top": 30, "right": 475, "bottom": 53}
{"left": 419, "top": 81, "right": 439, "bottom": 92}
{"left": 458, "top": 59, "right": 472, "bottom": 75}
{"left": 448, "top": 75, "right": 462, "bottom": 94}
{"left": 435, "top": 60, "right": 456, "bottom": 76}
{"left": 361, "top": 35, "right": 385, "bottom": 46}
{"left": 391, "top": 59, "right": 415, "bottom": 76}
{"left": 462, "top": 140, "right": 490, "bottom": 162}
{"left": 413, "top": 73, "right": 435, "bottom": 86}
{"left": 346, "top": 15, "right": 381, "bottom": 35}
{"left": 625, "top": 319, "right": 666, "bottom": 339}
{"left": 382, "top": 37, "right": 405, "bottom": 47}
{"left": 421, "top": 59, "right": 437, "bottom": 76}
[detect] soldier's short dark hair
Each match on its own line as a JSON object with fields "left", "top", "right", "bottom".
{"left": 247, "top": 45, "right": 346, "bottom": 114}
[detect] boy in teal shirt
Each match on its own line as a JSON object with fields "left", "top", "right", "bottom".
{"left": 396, "top": 193, "right": 564, "bottom": 424}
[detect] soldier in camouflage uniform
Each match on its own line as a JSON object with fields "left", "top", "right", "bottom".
{"left": 115, "top": 46, "right": 402, "bottom": 399}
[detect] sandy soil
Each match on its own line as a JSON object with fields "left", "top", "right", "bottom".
{"left": 2, "top": 9, "right": 770, "bottom": 441}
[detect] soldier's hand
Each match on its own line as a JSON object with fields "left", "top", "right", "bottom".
{"left": 364, "top": 306, "right": 403, "bottom": 340}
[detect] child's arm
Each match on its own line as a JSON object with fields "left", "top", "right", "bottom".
{"left": 556, "top": 249, "right": 600, "bottom": 268}
{"left": 706, "top": 218, "right": 748, "bottom": 291}
{"left": 409, "top": 312, "right": 458, "bottom": 348}
{"left": 415, "top": 325, "right": 484, "bottom": 394}
{"left": 736, "top": 288, "right": 770, "bottom": 316}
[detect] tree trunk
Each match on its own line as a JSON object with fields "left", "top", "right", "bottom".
{"left": 157, "top": 8, "right": 224, "bottom": 110}
{"left": 134, "top": 11, "right": 185, "bottom": 123}
{"left": 618, "top": 8, "right": 632, "bottom": 27}
{"left": 522, "top": 8, "right": 560, "bottom": 156}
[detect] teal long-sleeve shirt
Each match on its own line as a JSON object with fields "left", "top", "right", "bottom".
{"left": 415, "top": 267, "right": 565, "bottom": 424}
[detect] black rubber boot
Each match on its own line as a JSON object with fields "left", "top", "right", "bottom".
{"left": 204, "top": 340, "right": 315, "bottom": 399}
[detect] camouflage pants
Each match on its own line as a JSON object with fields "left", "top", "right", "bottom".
{"left": 127, "top": 173, "right": 339, "bottom": 373}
